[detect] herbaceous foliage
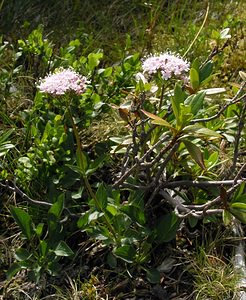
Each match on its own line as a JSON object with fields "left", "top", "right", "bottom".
{"left": 0, "top": 24, "right": 245, "bottom": 291}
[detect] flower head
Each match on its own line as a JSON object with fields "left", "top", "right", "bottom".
{"left": 142, "top": 52, "right": 190, "bottom": 80}
{"left": 37, "top": 68, "right": 88, "bottom": 96}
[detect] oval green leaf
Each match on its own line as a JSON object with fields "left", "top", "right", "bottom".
{"left": 183, "top": 140, "right": 206, "bottom": 170}
{"left": 141, "top": 110, "right": 174, "bottom": 129}
{"left": 10, "top": 206, "right": 34, "bottom": 240}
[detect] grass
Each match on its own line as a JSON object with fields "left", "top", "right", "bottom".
{"left": 191, "top": 248, "right": 240, "bottom": 300}
{"left": 1, "top": 0, "right": 245, "bottom": 60}
{"left": 183, "top": 223, "right": 244, "bottom": 300}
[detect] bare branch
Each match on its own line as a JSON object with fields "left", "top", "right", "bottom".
{"left": 161, "top": 179, "right": 245, "bottom": 189}
{"left": 191, "top": 83, "right": 246, "bottom": 124}
{"left": 0, "top": 180, "right": 77, "bottom": 219}
{"left": 234, "top": 163, "right": 246, "bottom": 184}
{"left": 122, "top": 179, "right": 246, "bottom": 191}
{"left": 112, "top": 133, "right": 170, "bottom": 187}
{"left": 0, "top": 181, "right": 52, "bottom": 208}
{"left": 158, "top": 177, "right": 244, "bottom": 220}
{"left": 174, "top": 207, "right": 224, "bottom": 219}
{"left": 184, "top": 182, "right": 242, "bottom": 211}
{"left": 159, "top": 190, "right": 189, "bottom": 213}
{"left": 145, "top": 143, "right": 180, "bottom": 206}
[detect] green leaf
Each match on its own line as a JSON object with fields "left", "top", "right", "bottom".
{"left": 86, "top": 225, "right": 112, "bottom": 242}
{"left": 15, "top": 248, "right": 32, "bottom": 261}
{"left": 190, "top": 68, "right": 200, "bottom": 90}
{"left": 0, "top": 129, "right": 14, "bottom": 144}
{"left": 48, "top": 194, "right": 64, "bottom": 219}
{"left": 174, "top": 103, "right": 192, "bottom": 130}
{"left": 107, "top": 252, "right": 117, "bottom": 268}
{"left": 233, "top": 194, "right": 246, "bottom": 204}
{"left": 201, "top": 87, "right": 226, "bottom": 95}
{"left": 128, "top": 190, "right": 145, "bottom": 207}
{"left": 0, "top": 143, "right": 15, "bottom": 156}
{"left": 145, "top": 268, "right": 160, "bottom": 284}
{"left": 87, "top": 52, "right": 103, "bottom": 71}
{"left": 47, "top": 261, "right": 61, "bottom": 276}
{"left": 54, "top": 241, "right": 74, "bottom": 257}
{"left": 103, "top": 67, "right": 113, "bottom": 77}
{"left": 191, "top": 58, "right": 200, "bottom": 73}
{"left": 48, "top": 194, "right": 64, "bottom": 235}
{"left": 199, "top": 60, "right": 213, "bottom": 83}
{"left": 88, "top": 211, "right": 104, "bottom": 223}
{"left": 188, "top": 216, "right": 198, "bottom": 228}
{"left": 72, "top": 187, "right": 84, "bottom": 199}
{"left": 156, "top": 212, "right": 180, "bottom": 243}
{"left": 229, "top": 203, "right": 246, "bottom": 224}
{"left": 28, "top": 265, "right": 42, "bottom": 283}
{"left": 6, "top": 263, "right": 22, "bottom": 280}
{"left": 39, "top": 240, "right": 48, "bottom": 257}
{"left": 96, "top": 183, "right": 108, "bottom": 210}
{"left": 113, "top": 245, "right": 136, "bottom": 263}
{"left": 222, "top": 210, "right": 233, "bottom": 226}
{"left": 10, "top": 206, "right": 33, "bottom": 240}
{"left": 35, "top": 223, "right": 44, "bottom": 238}
{"left": 200, "top": 75, "right": 213, "bottom": 86}
{"left": 183, "top": 125, "right": 222, "bottom": 138}
{"left": 65, "top": 163, "right": 83, "bottom": 175}
{"left": 186, "top": 91, "right": 206, "bottom": 115}
{"left": 231, "top": 202, "right": 246, "bottom": 210}
{"left": 121, "top": 204, "right": 146, "bottom": 226}
{"left": 174, "top": 83, "right": 186, "bottom": 105}
{"left": 232, "top": 183, "right": 246, "bottom": 203}
{"left": 77, "top": 211, "right": 90, "bottom": 229}
{"left": 76, "top": 150, "right": 88, "bottom": 175}
{"left": 183, "top": 140, "right": 206, "bottom": 170}
{"left": 77, "top": 211, "right": 90, "bottom": 230}
{"left": 141, "top": 110, "right": 174, "bottom": 129}
{"left": 171, "top": 83, "right": 184, "bottom": 124}
{"left": 106, "top": 204, "right": 118, "bottom": 216}
{"left": 170, "top": 97, "right": 180, "bottom": 122}
{"left": 109, "top": 136, "right": 126, "bottom": 144}
{"left": 211, "top": 29, "right": 220, "bottom": 39}
{"left": 86, "top": 154, "right": 106, "bottom": 176}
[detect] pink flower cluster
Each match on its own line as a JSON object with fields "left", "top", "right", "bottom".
{"left": 142, "top": 53, "right": 190, "bottom": 80}
{"left": 38, "top": 68, "right": 88, "bottom": 96}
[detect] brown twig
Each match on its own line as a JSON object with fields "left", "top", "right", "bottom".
{"left": 0, "top": 180, "right": 77, "bottom": 219}
{"left": 112, "top": 132, "right": 170, "bottom": 187}
{"left": 158, "top": 178, "right": 244, "bottom": 219}
{"left": 190, "top": 82, "right": 246, "bottom": 124}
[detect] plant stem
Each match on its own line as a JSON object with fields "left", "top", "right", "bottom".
{"left": 158, "top": 83, "right": 165, "bottom": 112}
{"left": 66, "top": 105, "right": 95, "bottom": 198}
{"left": 66, "top": 102, "right": 118, "bottom": 242}
{"left": 183, "top": 3, "right": 209, "bottom": 58}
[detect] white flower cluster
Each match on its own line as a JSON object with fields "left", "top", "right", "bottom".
{"left": 142, "top": 53, "right": 190, "bottom": 80}
{"left": 38, "top": 68, "right": 88, "bottom": 96}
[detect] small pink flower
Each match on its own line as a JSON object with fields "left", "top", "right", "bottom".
{"left": 37, "top": 68, "right": 88, "bottom": 96}
{"left": 142, "top": 52, "right": 189, "bottom": 80}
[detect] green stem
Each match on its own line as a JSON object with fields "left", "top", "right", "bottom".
{"left": 66, "top": 103, "right": 118, "bottom": 242}
{"left": 67, "top": 106, "right": 94, "bottom": 196}
{"left": 183, "top": 3, "right": 209, "bottom": 58}
{"left": 158, "top": 83, "right": 165, "bottom": 112}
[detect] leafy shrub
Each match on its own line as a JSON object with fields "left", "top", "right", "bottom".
{"left": 0, "top": 19, "right": 245, "bottom": 297}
